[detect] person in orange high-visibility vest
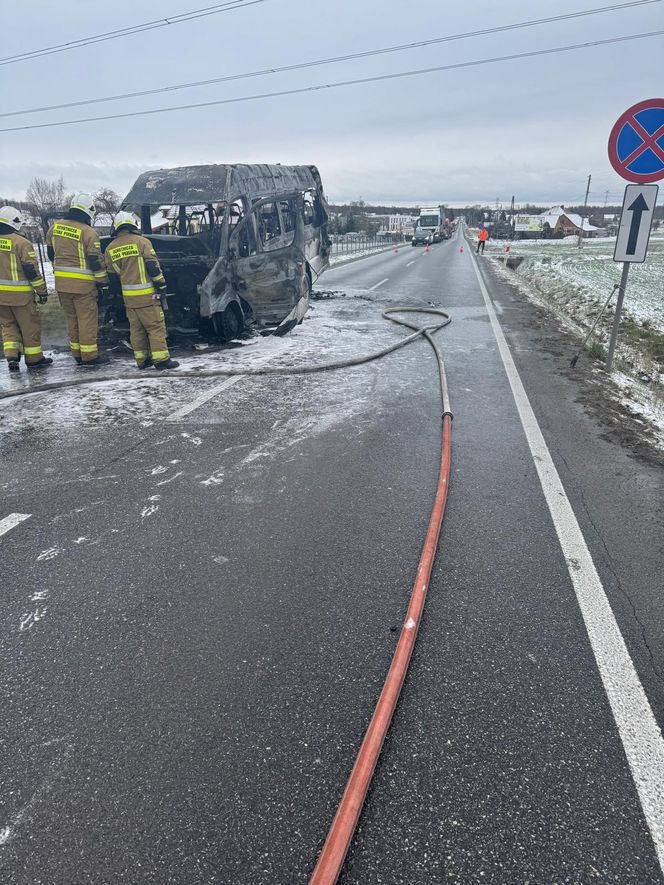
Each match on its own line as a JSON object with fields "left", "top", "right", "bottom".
{"left": 477, "top": 227, "right": 490, "bottom": 254}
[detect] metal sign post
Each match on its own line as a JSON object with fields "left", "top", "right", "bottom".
{"left": 605, "top": 98, "right": 664, "bottom": 372}
{"left": 605, "top": 183, "right": 658, "bottom": 371}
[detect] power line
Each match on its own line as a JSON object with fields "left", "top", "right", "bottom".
{"left": 0, "top": 0, "right": 267, "bottom": 67}
{"left": 1, "top": 30, "right": 661, "bottom": 134}
{"left": 2, "top": 0, "right": 659, "bottom": 118}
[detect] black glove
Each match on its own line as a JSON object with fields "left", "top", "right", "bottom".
{"left": 155, "top": 281, "right": 168, "bottom": 295}
{"left": 97, "top": 285, "right": 111, "bottom": 301}
{"left": 37, "top": 292, "right": 48, "bottom": 304}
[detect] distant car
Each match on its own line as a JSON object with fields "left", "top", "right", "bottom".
{"left": 412, "top": 229, "right": 433, "bottom": 246}
{"left": 432, "top": 231, "right": 442, "bottom": 243}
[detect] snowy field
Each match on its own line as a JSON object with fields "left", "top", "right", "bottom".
{"left": 500, "top": 233, "right": 664, "bottom": 332}
{"left": 468, "top": 229, "right": 664, "bottom": 447}
{"left": 476, "top": 231, "right": 664, "bottom": 380}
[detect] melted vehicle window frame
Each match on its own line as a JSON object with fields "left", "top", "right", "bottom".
{"left": 229, "top": 196, "right": 298, "bottom": 258}
{"left": 228, "top": 201, "right": 258, "bottom": 259}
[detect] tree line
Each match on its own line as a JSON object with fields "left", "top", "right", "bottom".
{"left": 1, "top": 176, "right": 122, "bottom": 236}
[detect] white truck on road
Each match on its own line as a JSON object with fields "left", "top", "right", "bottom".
{"left": 415, "top": 206, "right": 446, "bottom": 243}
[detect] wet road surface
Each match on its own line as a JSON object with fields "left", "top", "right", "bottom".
{"left": 1, "top": 231, "right": 663, "bottom": 883}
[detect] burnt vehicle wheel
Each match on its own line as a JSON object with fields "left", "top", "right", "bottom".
{"left": 212, "top": 303, "right": 243, "bottom": 342}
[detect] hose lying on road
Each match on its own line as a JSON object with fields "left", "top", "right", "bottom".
{"left": 0, "top": 307, "right": 451, "bottom": 403}
{"left": 308, "top": 311, "right": 452, "bottom": 884}
{"left": 1, "top": 306, "right": 453, "bottom": 885}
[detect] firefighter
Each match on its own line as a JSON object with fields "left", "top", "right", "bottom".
{"left": 104, "top": 212, "right": 179, "bottom": 370}
{"left": 46, "top": 193, "right": 109, "bottom": 366}
{"left": 0, "top": 206, "right": 52, "bottom": 372}
{"left": 477, "top": 226, "right": 490, "bottom": 254}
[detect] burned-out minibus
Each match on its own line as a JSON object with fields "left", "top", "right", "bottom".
{"left": 103, "top": 163, "right": 330, "bottom": 340}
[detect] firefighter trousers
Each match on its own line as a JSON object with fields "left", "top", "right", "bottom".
{"left": 58, "top": 290, "right": 99, "bottom": 362}
{"left": 0, "top": 302, "right": 44, "bottom": 364}
{"left": 126, "top": 304, "right": 170, "bottom": 366}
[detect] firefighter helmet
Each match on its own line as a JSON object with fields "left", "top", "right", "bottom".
{"left": 70, "top": 193, "right": 96, "bottom": 219}
{"left": 0, "top": 205, "right": 23, "bottom": 231}
{"left": 112, "top": 211, "right": 139, "bottom": 232}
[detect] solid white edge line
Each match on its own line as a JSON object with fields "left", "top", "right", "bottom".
{"left": 0, "top": 513, "right": 31, "bottom": 537}
{"left": 369, "top": 278, "right": 389, "bottom": 291}
{"left": 468, "top": 241, "right": 664, "bottom": 874}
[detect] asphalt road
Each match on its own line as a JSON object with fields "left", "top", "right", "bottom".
{"left": 1, "top": 230, "right": 662, "bottom": 883}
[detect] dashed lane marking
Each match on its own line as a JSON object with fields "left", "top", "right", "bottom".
{"left": 369, "top": 278, "right": 389, "bottom": 290}
{"left": 469, "top": 244, "right": 664, "bottom": 876}
{"left": 166, "top": 376, "right": 243, "bottom": 421}
{"left": 165, "top": 348, "right": 277, "bottom": 421}
{"left": 0, "top": 513, "right": 31, "bottom": 537}
{"left": 406, "top": 260, "right": 416, "bottom": 267}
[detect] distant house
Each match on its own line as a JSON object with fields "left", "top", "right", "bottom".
{"left": 546, "top": 206, "right": 599, "bottom": 237}
{"left": 515, "top": 205, "right": 601, "bottom": 239}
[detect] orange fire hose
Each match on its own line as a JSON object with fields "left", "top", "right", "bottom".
{"left": 310, "top": 406, "right": 452, "bottom": 883}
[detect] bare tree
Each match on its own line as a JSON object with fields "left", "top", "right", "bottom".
{"left": 94, "top": 187, "right": 121, "bottom": 219}
{"left": 25, "top": 176, "right": 71, "bottom": 235}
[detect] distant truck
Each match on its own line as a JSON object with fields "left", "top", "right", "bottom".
{"left": 414, "top": 206, "right": 448, "bottom": 243}
{"left": 102, "top": 163, "right": 330, "bottom": 341}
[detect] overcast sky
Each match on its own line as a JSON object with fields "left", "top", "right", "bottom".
{"left": 1, "top": 0, "right": 662, "bottom": 206}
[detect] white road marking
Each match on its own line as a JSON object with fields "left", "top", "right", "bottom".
{"left": 166, "top": 347, "right": 280, "bottom": 421}
{"left": 406, "top": 260, "right": 416, "bottom": 267}
{"left": 166, "top": 375, "right": 243, "bottom": 421}
{"left": 0, "top": 513, "right": 30, "bottom": 537}
{"left": 469, "top": 245, "right": 664, "bottom": 875}
{"left": 369, "top": 278, "right": 389, "bottom": 290}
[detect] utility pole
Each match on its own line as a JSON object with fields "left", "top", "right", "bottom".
{"left": 578, "top": 173, "right": 591, "bottom": 248}
{"left": 510, "top": 194, "right": 515, "bottom": 238}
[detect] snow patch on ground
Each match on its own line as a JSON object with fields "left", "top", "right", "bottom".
{"left": 484, "top": 237, "right": 664, "bottom": 450}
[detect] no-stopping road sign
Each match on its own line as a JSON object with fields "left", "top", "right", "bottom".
{"left": 608, "top": 98, "right": 664, "bottom": 183}
{"left": 614, "top": 184, "right": 659, "bottom": 263}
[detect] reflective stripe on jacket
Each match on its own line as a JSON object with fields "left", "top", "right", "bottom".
{"left": 0, "top": 232, "right": 47, "bottom": 307}
{"left": 46, "top": 219, "right": 109, "bottom": 295}
{"left": 104, "top": 233, "right": 166, "bottom": 309}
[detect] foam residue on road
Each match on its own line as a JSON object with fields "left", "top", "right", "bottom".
{"left": 0, "top": 287, "right": 407, "bottom": 441}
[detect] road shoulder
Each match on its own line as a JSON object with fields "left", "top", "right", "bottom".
{"left": 475, "top": 252, "right": 664, "bottom": 713}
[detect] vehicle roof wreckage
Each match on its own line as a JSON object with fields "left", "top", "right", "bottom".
{"left": 100, "top": 163, "right": 331, "bottom": 342}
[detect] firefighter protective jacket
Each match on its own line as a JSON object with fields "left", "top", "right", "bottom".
{"left": 104, "top": 232, "right": 167, "bottom": 309}
{"left": 46, "top": 218, "right": 108, "bottom": 295}
{"left": 0, "top": 232, "right": 47, "bottom": 307}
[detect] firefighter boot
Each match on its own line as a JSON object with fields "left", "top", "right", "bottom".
{"left": 8, "top": 359, "right": 20, "bottom": 372}
{"left": 154, "top": 358, "right": 180, "bottom": 370}
{"left": 78, "top": 354, "right": 110, "bottom": 368}
{"left": 26, "top": 356, "right": 53, "bottom": 371}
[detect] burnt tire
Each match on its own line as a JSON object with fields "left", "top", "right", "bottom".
{"left": 212, "top": 303, "right": 243, "bottom": 342}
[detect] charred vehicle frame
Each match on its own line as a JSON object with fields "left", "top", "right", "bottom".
{"left": 101, "top": 163, "right": 330, "bottom": 340}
